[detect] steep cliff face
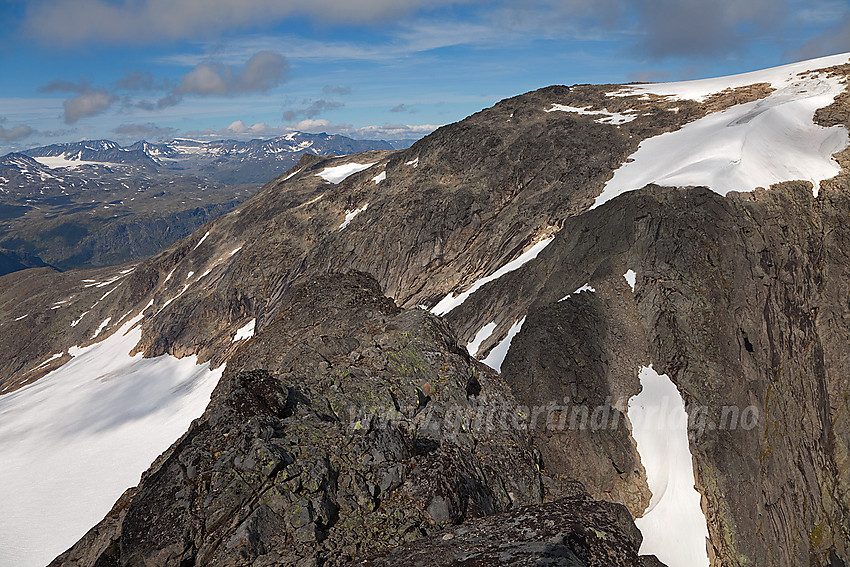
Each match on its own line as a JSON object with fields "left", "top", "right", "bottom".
{"left": 475, "top": 183, "right": 850, "bottom": 565}
{"left": 2, "top": 54, "right": 850, "bottom": 567}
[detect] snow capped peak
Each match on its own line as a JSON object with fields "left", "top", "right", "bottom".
{"left": 592, "top": 53, "right": 850, "bottom": 208}
{"left": 607, "top": 52, "right": 850, "bottom": 103}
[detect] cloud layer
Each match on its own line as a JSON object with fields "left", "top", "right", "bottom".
{"left": 24, "top": 0, "right": 455, "bottom": 45}
{"left": 15, "top": 0, "right": 850, "bottom": 65}
{"left": 38, "top": 51, "right": 289, "bottom": 124}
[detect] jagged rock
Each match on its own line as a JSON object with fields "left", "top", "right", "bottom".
{"left": 52, "top": 272, "right": 636, "bottom": 567}
{"left": 360, "top": 485, "right": 655, "bottom": 566}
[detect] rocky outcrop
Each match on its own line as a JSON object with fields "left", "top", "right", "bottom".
{"left": 51, "top": 272, "right": 651, "bottom": 566}
{"left": 444, "top": 183, "right": 850, "bottom": 566}
{"left": 362, "top": 486, "right": 656, "bottom": 566}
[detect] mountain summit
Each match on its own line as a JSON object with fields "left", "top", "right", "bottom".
{"left": 1, "top": 53, "right": 849, "bottom": 567}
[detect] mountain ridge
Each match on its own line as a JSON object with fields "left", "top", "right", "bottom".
{"left": 1, "top": 52, "right": 850, "bottom": 567}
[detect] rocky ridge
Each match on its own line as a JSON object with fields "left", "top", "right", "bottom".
{"left": 49, "top": 272, "right": 654, "bottom": 566}
{"left": 2, "top": 55, "right": 850, "bottom": 566}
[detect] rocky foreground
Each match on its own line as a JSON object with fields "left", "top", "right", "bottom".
{"left": 50, "top": 272, "right": 655, "bottom": 566}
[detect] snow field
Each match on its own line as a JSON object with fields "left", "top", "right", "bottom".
{"left": 0, "top": 308, "right": 224, "bottom": 567}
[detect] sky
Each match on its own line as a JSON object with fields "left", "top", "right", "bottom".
{"left": 0, "top": 0, "right": 848, "bottom": 154}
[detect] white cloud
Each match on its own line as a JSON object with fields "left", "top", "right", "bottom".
{"left": 186, "top": 117, "right": 436, "bottom": 142}
{"left": 223, "top": 120, "right": 268, "bottom": 134}
{"left": 64, "top": 90, "right": 118, "bottom": 124}
{"left": 175, "top": 51, "right": 289, "bottom": 96}
{"left": 0, "top": 121, "right": 36, "bottom": 142}
{"left": 291, "top": 118, "right": 335, "bottom": 131}
{"left": 289, "top": 118, "right": 439, "bottom": 140}
{"left": 37, "top": 80, "right": 119, "bottom": 124}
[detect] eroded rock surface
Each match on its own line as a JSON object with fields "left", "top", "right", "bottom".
{"left": 52, "top": 272, "right": 651, "bottom": 566}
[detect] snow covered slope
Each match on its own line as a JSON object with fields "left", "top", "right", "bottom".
{"left": 594, "top": 52, "right": 850, "bottom": 208}
{"left": 0, "top": 307, "right": 223, "bottom": 567}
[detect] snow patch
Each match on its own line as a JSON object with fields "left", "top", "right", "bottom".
{"left": 32, "top": 352, "right": 63, "bottom": 371}
{"left": 193, "top": 231, "right": 210, "bottom": 250}
{"left": 338, "top": 203, "right": 368, "bottom": 231}
{"left": 316, "top": 162, "right": 376, "bottom": 184}
{"left": 232, "top": 319, "right": 256, "bottom": 342}
{"left": 607, "top": 52, "right": 850, "bottom": 103}
{"left": 372, "top": 171, "right": 387, "bottom": 184}
{"left": 282, "top": 168, "right": 302, "bottom": 181}
{"left": 624, "top": 270, "right": 637, "bottom": 292}
{"left": 558, "top": 283, "right": 595, "bottom": 302}
{"left": 32, "top": 156, "right": 112, "bottom": 169}
{"left": 431, "top": 236, "right": 555, "bottom": 316}
{"left": 0, "top": 309, "right": 223, "bottom": 567}
{"left": 303, "top": 193, "right": 324, "bottom": 206}
{"left": 90, "top": 317, "right": 111, "bottom": 340}
{"left": 466, "top": 322, "right": 497, "bottom": 358}
{"left": 481, "top": 317, "right": 526, "bottom": 372}
{"left": 627, "top": 365, "right": 710, "bottom": 567}
{"left": 405, "top": 157, "right": 419, "bottom": 167}
{"left": 70, "top": 310, "right": 90, "bottom": 327}
{"left": 546, "top": 104, "right": 638, "bottom": 125}
{"left": 99, "top": 285, "right": 119, "bottom": 301}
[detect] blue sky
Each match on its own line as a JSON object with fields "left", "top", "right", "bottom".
{"left": 1, "top": 0, "right": 848, "bottom": 153}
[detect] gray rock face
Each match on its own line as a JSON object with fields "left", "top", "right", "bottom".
{"left": 52, "top": 272, "right": 640, "bottom": 566}
{"left": 465, "top": 183, "right": 850, "bottom": 566}
{"left": 361, "top": 485, "right": 654, "bottom": 566}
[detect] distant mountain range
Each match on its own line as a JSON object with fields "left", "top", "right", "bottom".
{"left": 19, "top": 132, "right": 415, "bottom": 184}
{"left": 0, "top": 132, "right": 412, "bottom": 273}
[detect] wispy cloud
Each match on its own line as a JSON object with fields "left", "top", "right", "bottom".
{"left": 323, "top": 85, "right": 352, "bottom": 96}
{"left": 115, "top": 70, "right": 167, "bottom": 91}
{"left": 38, "top": 50, "right": 289, "bottom": 124}
{"left": 22, "top": 0, "right": 460, "bottom": 46}
{"left": 111, "top": 122, "right": 178, "bottom": 140}
{"left": 38, "top": 81, "right": 118, "bottom": 124}
{"left": 283, "top": 99, "right": 344, "bottom": 121}
{"left": 0, "top": 119, "right": 36, "bottom": 142}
